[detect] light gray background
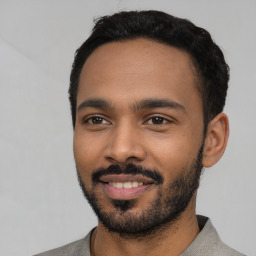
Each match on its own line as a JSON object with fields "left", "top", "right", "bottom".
{"left": 0, "top": 1, "right": 255, "bottom": 255}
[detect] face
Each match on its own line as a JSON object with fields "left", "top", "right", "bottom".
{"left": 74, "top": 39, "right": 205, "bottom": 237}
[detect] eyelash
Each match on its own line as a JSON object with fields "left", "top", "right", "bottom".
{"left": 82, "top": 115, "right": 173, "bottom": 126}
{"left": 145, "top": 116, "right": 172, "bottom": 125}
{"left": 83, "top": 115, "right": 111, "bottom": 125}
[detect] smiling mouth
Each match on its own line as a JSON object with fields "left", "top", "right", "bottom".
{"left": 108, "top": 181, "right": 144, "bottom": 188}
{"left": 99, "top": 174, "right": 155, "bottom": 200}
{"left": 100, "top": 174, "right": 154, "bottom": 186}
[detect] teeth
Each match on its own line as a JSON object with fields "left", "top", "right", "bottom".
{"left": 132, "top": 181, "right": 139, "bottom": 188}
{"left": 109, "top": 181, "right": 144, "bottom": 188}
{"left": 123, "top": 182, "right": 132, "bottom": 188}
{"left": 116, "top": 182, "right": 123, "bottom": 188}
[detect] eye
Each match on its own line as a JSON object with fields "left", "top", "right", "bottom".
{"left": 146, "top": 116, "right": 170, "bottom": 125}
{"left": 84, "top": 116, "right": 110, "bottom": 125}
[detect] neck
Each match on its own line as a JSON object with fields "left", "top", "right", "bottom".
{"left": 91, "top": 199, "right": 199, "bottom": 256}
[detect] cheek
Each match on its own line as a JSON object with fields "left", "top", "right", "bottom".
{"left": 73, "top": 131, "right": 104, "bottom": 181}
{"left": 147, "top": 132, "right": 200, "bottom": 180}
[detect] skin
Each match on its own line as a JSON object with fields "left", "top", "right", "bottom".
{"left": 73, "top": 38, "right": 229, "bottom": 256}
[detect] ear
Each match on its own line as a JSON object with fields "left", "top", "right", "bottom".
{"left": 202, "top": 113, "right": 229, "bottom": 168}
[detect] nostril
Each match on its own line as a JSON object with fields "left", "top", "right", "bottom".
{"left": 103, "top": 133, "right": 147, "bottom": 164}
{"left": 105, "top": 155, "right": 145, "bottom": 166}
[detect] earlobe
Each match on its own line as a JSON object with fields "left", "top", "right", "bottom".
{"left": 202, "top": 113, "right": 229, "bottom": 168}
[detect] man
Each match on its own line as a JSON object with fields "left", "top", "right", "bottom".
{"left": 36, "top": 10, "right": 244, "bottom": 256}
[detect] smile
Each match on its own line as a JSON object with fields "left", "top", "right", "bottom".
{"left": 108, "top": 181, "right": 144, "bottom": 188}
{"left": 99, "top": 174, "right": 155, "bottom": 200}
{"left": 102, "top": 183, "right": 153, "bottom": 200}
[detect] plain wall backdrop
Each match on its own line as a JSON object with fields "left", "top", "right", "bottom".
{"left": 0, "top": 0, "right": 255, "bottom": 255}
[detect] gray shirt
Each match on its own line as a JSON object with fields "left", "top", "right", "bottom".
{"left": 35, "top": 215, "right": 244, "bottom": 256}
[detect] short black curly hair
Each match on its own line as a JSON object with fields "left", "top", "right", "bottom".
{"left": 69, "top": 10, "right": 229, "bottom": 130}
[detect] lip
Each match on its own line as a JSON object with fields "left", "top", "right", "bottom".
{"left": 100, "top": 174, "right": 154, "bottom": 184}
{"left": 99, "top": 174, "right": 155, "bottom": 200}
{"left": 102, "top": 182, "right": 153, "bottom": 200}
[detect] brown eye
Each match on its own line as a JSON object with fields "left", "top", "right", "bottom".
{"left": 91, "top": 117, "right": 104, "bottom": 124}
{"left": 84, "top": 116, "right": 110, "bottom": 125}
{"left": 148, "top": 116, "right": 169, "bottom": 125}
{"left": 151, "top": 117, "right": 164, "bottom": 124}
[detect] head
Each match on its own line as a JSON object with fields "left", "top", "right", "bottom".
{"left": 70, "top": 10, "right": 229, "bottom": 238}
{"left": 69, "top": 10, "right": 229, "bottom": 130}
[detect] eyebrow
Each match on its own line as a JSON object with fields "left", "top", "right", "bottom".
{"left": 77, "top": 98, "right": 186, "bottom": 113}
{"left": 131, "top": 98, "right": 186, "bottom": 113}
{"left": 77, "top": 98, "right": 113, "bottom": 112}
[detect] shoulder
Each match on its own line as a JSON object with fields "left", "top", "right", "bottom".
{"left": 215, "top": 241, "right": 245, "bottom": 256}
{"left": 202, "top": 216, "right": 244, "bottom": 256}
{"left": 34, "top": 232, "right": 91, "bottom": 256}
{"left": 182, "top": 215, "right": 245, "bottom": 256}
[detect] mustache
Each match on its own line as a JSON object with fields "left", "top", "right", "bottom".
{"left": 92, "top": 163, "right": 164, "bottom": 185}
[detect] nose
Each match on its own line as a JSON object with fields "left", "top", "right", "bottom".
{"left": 104, "top": 121, "right": 146, "bottom": 165}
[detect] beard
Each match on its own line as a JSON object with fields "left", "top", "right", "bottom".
{"left": 76, "top": 145, "right": 203, "bottom": 239}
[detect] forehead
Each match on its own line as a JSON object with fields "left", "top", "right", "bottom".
{"left": 77, "top": 38, "right": 201, "bottom": 110}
